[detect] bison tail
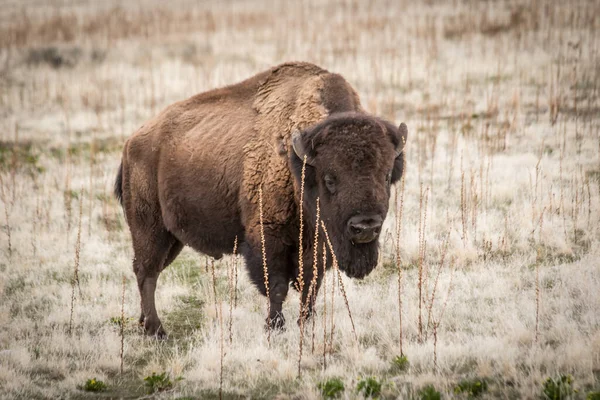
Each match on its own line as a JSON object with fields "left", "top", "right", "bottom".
{"left": 114, "top": 161, "right": 124, "bottom": 206}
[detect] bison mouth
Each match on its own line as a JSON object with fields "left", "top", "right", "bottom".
{"left": 350, "top": 233, "right": 379, "bottom": 244}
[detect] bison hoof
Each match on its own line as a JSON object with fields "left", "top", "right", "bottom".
{"left": 265, "top": 312, "right": 286, "bottom": 331}
{"left": 144, "top": 319, "right": 168, "bottom": 339}
{"left": 297, "top": 309, "right": 316, "bottom": 327}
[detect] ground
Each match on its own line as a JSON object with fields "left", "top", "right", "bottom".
{"left": 0, "top": 0, "right": 599, "bottom": 399}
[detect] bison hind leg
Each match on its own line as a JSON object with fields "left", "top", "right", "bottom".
{"left": 131, "top": 227, "right": 181, "bottom": 339}
{"left": 137, "top": 238, "right": 183, "bottom": 330}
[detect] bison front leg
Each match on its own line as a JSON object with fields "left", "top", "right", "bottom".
{"left": 297, "top": 251, "right": 324, "bottom": 326}
{"left": 268, "top": 279, "right": 289, "bottom": 330}
{"left": 241, "top": 232, "right": 292, "bottom": 331}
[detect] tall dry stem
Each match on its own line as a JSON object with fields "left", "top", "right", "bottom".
{"left": 461, "top": 170, "right": 467, "bottom": 244}
{"left": 219, "top": 282, "right": 224, "bottom": 400}
{"left": 0, "top": 175, "right": 11, "bottom": 257}
{"left": 572, "top": 172, "right": 579, "bottom": 242}
{"left": 233, "top": 237, "right": 239, "bottom": 308}
{"left": 229, "top": 236, "right": 238, "bottom": 344}
{"left": 395, "top": 171, "right": 406, "bottom": 355}
{"left": 321, "top": 220, "right": 357, "bottom": 342}
{"left": 120, "top": 275, "right": 126, "bottom": 375}
{"left": 559, "top": 148, "right": 567, "bottom": 242}
{"left": 297, "top": 155, "right": 307, "bottom": 378}
{"left": 329, "top": 257, "right": 335, "bottom": 353}
{"left": 259, "top": 186, "right": 271, "bottom": 345}
{"left": 210, "top": 259, "right": 218, "bottom": 319}
{"left": 322, "top": 242, "right": 327, "bottom": 370}
{"left": 88, "top": 129, "right": 96, "bottom": 237}
{"left": 586, "top": 179, "right": 591, "bottom": 229}
{"left": 10, "top": 122, "right": 18, "bottom": 205}
{"left": 417, "top": 184, "right": 424, "bottom": 341}
{"left": 426, "top": 231, "right": 450, "bottom": 333}
{"left": 535, "top": 207, "right": 546, "bottom": 343}
{"left": 433, "top": 323, "right": 439, "bottom": 372}
{"left": 432, "top": 255, "right": 457, "bottom": 371}
{"left": 470, "top": 170, "right": 478, "bottom": 242}
{"left": 31, "top": 197, "right": 37, "bottom": 256}
{"left": 63, "top": 102, "right": 72, "bottom": 240}
{"left": 417, "top": 185, "right": 429, "bottom": 342}
{"left": 309, "top": 198, "right": 321, "bottom": 354}
{"left": 69, "top": 190, "right": 84, "bottom": 336}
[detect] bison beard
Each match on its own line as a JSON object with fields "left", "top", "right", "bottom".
{"left": 115, "top": 62, "right": 407, "bottom": 337}
{"left": 331, "top": 231, "right": 379, "bottom": 279}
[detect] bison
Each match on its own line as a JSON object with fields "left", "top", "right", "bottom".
{"left": 114, "top": 62, "right": 407, "bottom": 337}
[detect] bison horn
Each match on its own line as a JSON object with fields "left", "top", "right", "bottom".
{"left": 395, "top": 122, "right": 408, "bottom": 158}
{"left": 291, "top": 129, "right": 315, "bottom": 166}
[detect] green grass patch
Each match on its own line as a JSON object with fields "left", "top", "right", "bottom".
{"left": 81, "top": 377, "right": 107, "bottom": 392}
{"left": 418, "top": 385, "right": 441, "bottom": 400}
{"left": 318, "top": 377, "right": 345, "bottom": 398}
{"left": 454, "top": 378, "right": 488, "bottom": 397}
{"left": 356, "top": 376, "right": 383, "bottom": 398}
{"left": 389, "top": 355, "right": 409, "bottom": 373}
{"left": 163, "top": 295, "right": 206, "bottom": 339}
{"left": 144, "top": 371, "right": 182, "bottom": 394}
{"left": 587, "top": 391, "right": 600, "bottom": 400}
{"left": 542, "top": 375, "right": 577, "bottom": 400}
{"left": 0, "top": 141, "right": 43, "bottom": 175}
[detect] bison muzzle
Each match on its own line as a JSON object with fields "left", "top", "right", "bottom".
{"left": 114, "top": 62, "right": 408, "bottom": 337}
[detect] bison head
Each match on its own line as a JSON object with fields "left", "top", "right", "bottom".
{"left": 290, "top": 112, "right": 407, "bottom": 278}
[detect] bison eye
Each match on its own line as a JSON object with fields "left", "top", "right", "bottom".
{"left": 386, "top": 172, "right": 392, "bottom": 186}
{"left": 324, "top": 174, "right": 336, "bottom": 194}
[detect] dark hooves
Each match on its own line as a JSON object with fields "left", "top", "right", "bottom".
{"left": 297, "top": 309, "right": 316, "bottom": 327}
{"left": 265, "top": 312, "right": 286, "bottom": 331}
{"left": 143, "top": 320, "right": 168, "bottom": 340}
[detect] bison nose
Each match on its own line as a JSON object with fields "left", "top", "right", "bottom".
{"left": 347, "top": 214, "right": 383, "bottom": 244}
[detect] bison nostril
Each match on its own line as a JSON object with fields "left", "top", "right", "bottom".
{"left": 347, "top": 214, "right": 383, "bottom": 243}
{"left": 350, "top": 226, "right": 363, "bottom": 235}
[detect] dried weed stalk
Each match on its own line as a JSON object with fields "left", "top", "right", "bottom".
{"left": 395, "top": 171, "right": 406, "bottom": 355}
{"left": 210, "top": 258, "right": 218, "bottom": 319}
{"left": 229, "top": 236, "right": 238, "bottom": 344}
{"left": 432, "top": 255, "right": 456, "bottom": 371}
{"left": 426, "top": 230, "right": 451, "bottom": 334}
{"left": 233, "top": 236, "right": 239, "bottom": 308}
{"left": 461, "top": 170, "right": 467, "bottom": 244}
{"left": 69, "top": 189, "right": 84, "bottom": 336}
{"left": 219, "top": 281, "right": 224, "bottom": 400}
{"left": 297, "top": 155, "right": 307, "bottom": 378}
{"left": 322, "top": 242, "right": 327, "bottom": 370}
{"left": 120, "top": 275, "right": 126, "bottom": 375}
{"left": 309, "top": 198, "right": 321, "bottom": 354}
{"left": 0, "top": 174, "right": 11, "bottom": 257}
{"left": 417, "top": 184, "right": 430, "bottom": 342}
{"left": 259, "top": 186, "right": 271, "bottom": 345}
{"left": 535, "top": 207, "right": 546, "bottom": 343}
{"left": 320, "top": 220, "right": 357, "bottom": 342}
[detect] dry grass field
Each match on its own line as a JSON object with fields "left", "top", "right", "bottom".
{"left": 1, "top": 0, "right": 599, "bottom": 398}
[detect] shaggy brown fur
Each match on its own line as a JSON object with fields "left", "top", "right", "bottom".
{"left": 115, "top": 62, "right": 407, "bottom": 337}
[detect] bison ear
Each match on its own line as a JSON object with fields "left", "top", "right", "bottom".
{"left": 291, "top": 129, "right": 316, "bottom": 166}
{"left": 395, "top": 122, "right": 408, "bottom": 158}
{"left": 390, "top": 122, "right": 407, "bottom": 184}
